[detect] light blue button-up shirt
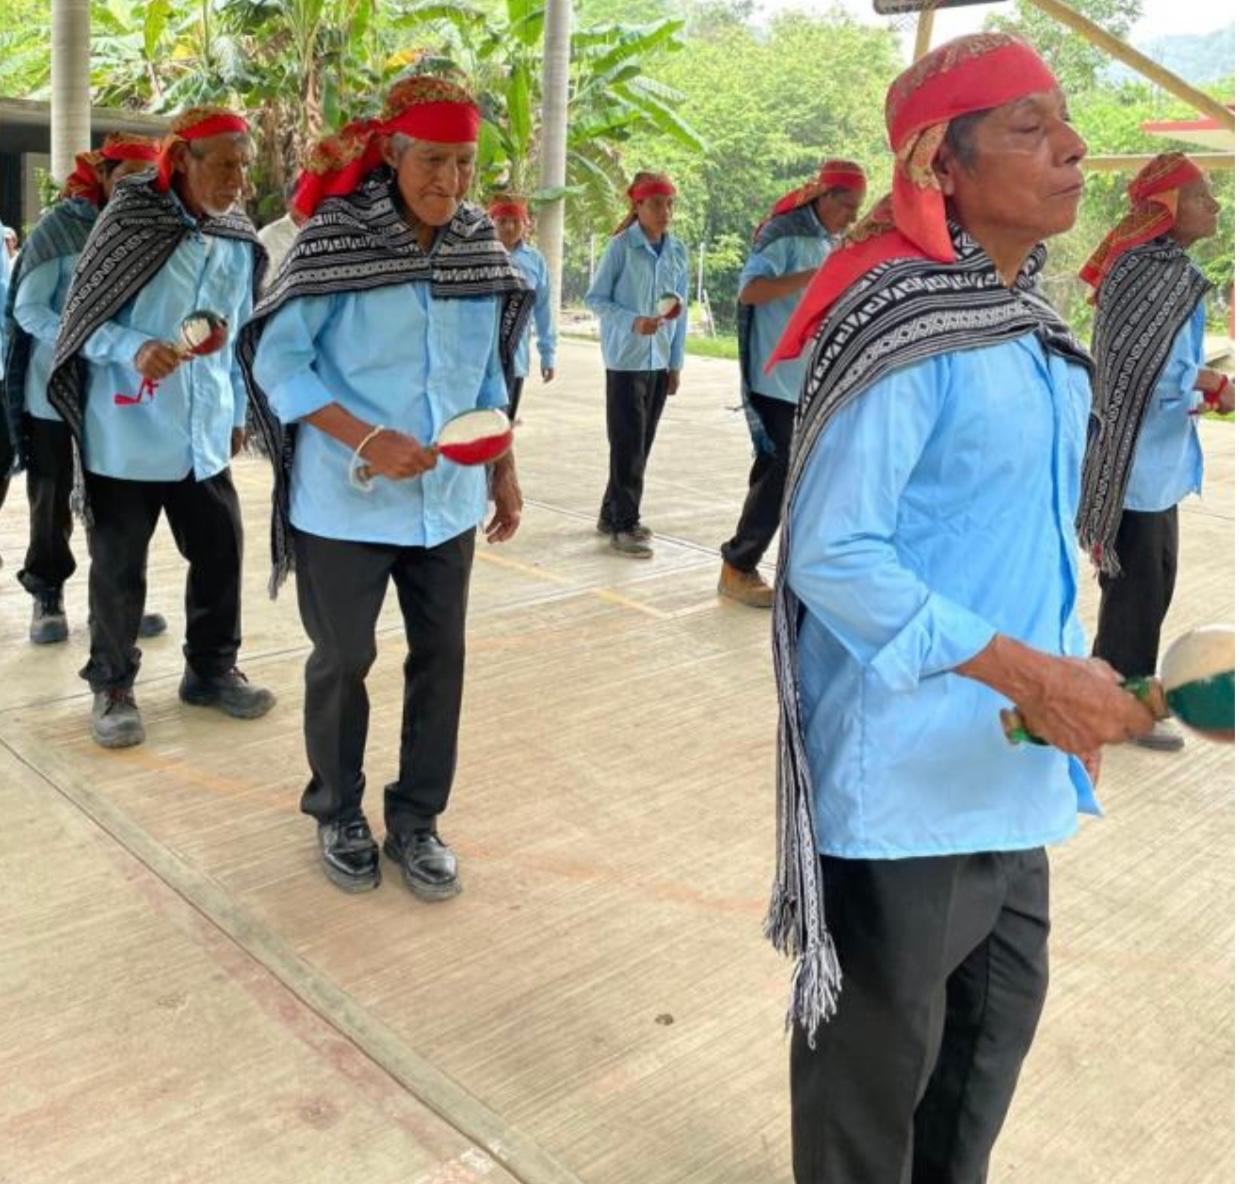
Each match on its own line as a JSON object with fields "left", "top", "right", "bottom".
{"left": 14, "top": 254, "right": 76, "bottom": 421}
{"left": 740, "top": 231, "right": 831, "bottom": 405}
{"left": 510, "top": 242, "right": 557, "bottom": 380}
{"left": 1124, "top": 298, "right": 1206, "bottom": 512}
{"left": 0, "top": 228, "right": 11, "bottom": 370}
{"left": 788, "top": 334, "right": 1098, "bottom": 860}
{"left": 586, "top": 221, "right": 689, "bottom": 373}
{"left": 80, "top": 195, "right": 253, "bottom": 481}
{"left": 252, "top": 283, "right": 508, "bottom": 548}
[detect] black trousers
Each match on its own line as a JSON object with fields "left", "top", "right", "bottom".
{"left": 506, "top": 375, "right": 526, "bottom": 421}
{"left": 82, "top": 469, "right": 243, "bottom": 692}
{"left": 721, "top": 391, "right": 796, "bottom": 572}
{"left": 791, "top": 849, "right": 1050, "bottom": 1184}
{"left": 292, "top": 526, "right": 475, "bottom": 835}
{"left": 599, "top": 368, "right": 669, "bottom": 533}
{"left": 1092, "top": 506, "right": 1178, "bottom": 679}
{"left": 17, "top": 415, "right": 76, "bottom": 597}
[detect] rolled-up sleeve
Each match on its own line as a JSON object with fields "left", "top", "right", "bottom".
{"left": 788, "top": 356, "right": 997, "bottom": 694}
{"left": 1156, "top": 314, "right": 1204, "bottom": 412}
{"left": 253, "top": 293, "right": 339, "bottom": 425}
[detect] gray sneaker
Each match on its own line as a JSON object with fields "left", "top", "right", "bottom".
{"left": 597, "top": 519, "right": 652, "bottom": 541}
{"left": 30, "top": 591, "right": 69, "bottom": 645}
{"left": 1129, "top": 718, "right": 1185, "bottom": 752}
{"left": 92, "top": 688, "right": 146, "bottom": 749}
{"left": 610, "top": 530, "right": 654, "bottom": 558}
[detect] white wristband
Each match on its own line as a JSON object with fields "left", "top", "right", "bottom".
{"left": 349, "top": 425, "right": 386, "bottom": 493}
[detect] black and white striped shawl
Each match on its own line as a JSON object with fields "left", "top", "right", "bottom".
{"left": 2, "top": 197, "right": 98, "bottom": 470}
{"left": 768, "top": 227, "right": 1092, "bottom": 1044}
{"left": 236, "top": 169, "right": 534, "bottom": 597}
{"left": 45, "top": 171, "right": 265, "bottom": 515}
{"left": 1076, "top": 238, "right": 1209, "bottom": 576}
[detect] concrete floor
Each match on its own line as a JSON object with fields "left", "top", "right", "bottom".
{"left": 0, "top": 339, "right": 1233, "bottom": 1183}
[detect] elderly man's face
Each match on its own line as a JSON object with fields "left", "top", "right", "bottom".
{"left": 175, "top": 133, "right": 252, "bottom": 217}
{"left": 937, "top": 89, "right": 1087, "bottom": 243}
{"left": 814, "top": 188, "right": 865, "bottom": 235}
{"left": 389, "top": 138, "right": 476, "bottom": 228}
{"left": 1173, "top": 177, "right": 1221, "bottom": 246}
{"left": 98, "top": 157, "right": 152, "bottom": 203}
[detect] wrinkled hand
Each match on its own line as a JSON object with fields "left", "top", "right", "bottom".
{"left": 667, "top": 369, "right": 681, "bottom": 397}
{"left": 359, "top": 429, "right": 438, "bottom": 480}
{"left": 541, "top": 366, "right": 555, "bottom": 383}
{"left": 134, "top": 341, "right": 183, "bottom": 381}
{"left": 632, "top": 316, "right": 661, "bottom": 337}
{"left": 1015, "top": 656, "right": 1156, "bottom": 757}
{"left": 486, "top": 458, "right": 522, "bottom": 543}
{"left": 230, "top": 427, "right": 245, "bottom": 458}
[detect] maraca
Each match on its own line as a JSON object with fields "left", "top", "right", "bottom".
{"left": 655, "top": 292, "right": 683, "bottom": 320}
{"left": 116, "top": 309, "right": 229, "bottom": 405}
{"left": 1000, "top": 624, "right": 1235, "bottom": 746}
{"left": 349, "top": 408, "right": 514, "bottom": 491}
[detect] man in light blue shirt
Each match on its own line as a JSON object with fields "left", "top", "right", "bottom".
{"left": 242, "top": 77, "right": 529, "bottom": 901}
{"left": 765, "top": 38, "right": 1156, "bottom": 1183}
{"left": 489, "top": 194, "right": 556, "bottom": 419}
{"left": 0, "top": 217, "right": 12, "bottom": 550}
{"left": 585, "top": 172, "right": 689, "bottom": 557}
{"left": 47, "top": 108, "right": 275, "bottom": 749}
{"left": 1080, "top": 159, "right": 1233, "bottom": 752}
{"left": 719, "top": 160, "right": 865, "bottom": 608}
{"left": 3, "top": 135, "right": 167, "bottom": 645}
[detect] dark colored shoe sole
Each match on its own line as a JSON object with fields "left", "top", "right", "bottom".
{"left": 322, "top": 858, "right": 381, "bottom": 893}
{"left": 382, "top": 838, "right": 462, "bottom": 901}
{"left": 179, "top": 687, "right": 277, "bottom": 720}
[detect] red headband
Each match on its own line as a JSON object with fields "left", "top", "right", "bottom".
{"left": 293, "top": 82, "right": 482, "bottom": 219}
{"left": 156, "top": 110, "right": 250, "bottom": 192}
{"left": 489, "top": 201, "right": 528, "bottom": 221}
{"left": 768, "top": 34, "right": 1059, "bottom": 369}
{"left": 818, "top": 161, "right": 867, "bottom": 192}
{"left": 628, "top": 179, "right": 677, "bottom": 202}
{"left": 1080, "top": 153, "right": 1204, "bottom": 296}
{"left": 101, "top": 138, "right": 159, "bottom": 164}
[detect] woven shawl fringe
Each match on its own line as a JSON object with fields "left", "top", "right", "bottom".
{"left": 765, "top": 228, "right": 1091, "bottom": 1043}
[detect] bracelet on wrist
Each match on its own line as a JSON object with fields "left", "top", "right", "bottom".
{"left": 348, "top": 425, "right": 386, "bottom": 492}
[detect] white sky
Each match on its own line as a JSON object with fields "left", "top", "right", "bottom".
{"left": 753, "top": 0, "right": 1237, "bottom": 41}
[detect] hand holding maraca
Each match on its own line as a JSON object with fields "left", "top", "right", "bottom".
{"left": 134, "top": 340, "right": 185, "bottom": 382}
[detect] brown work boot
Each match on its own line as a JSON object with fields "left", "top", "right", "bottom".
{"left": 718, "top": 561, "right": 773, "bottom": 608}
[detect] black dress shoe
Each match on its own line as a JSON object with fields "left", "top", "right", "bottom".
{"left": 318, "top": 816, "right": 381, "bottom": 893}
{"left": 383, "top": 829, "right": 460, "bottom": 901}
{"left": 179, "top": 666, "right": 276, "bottom": 719}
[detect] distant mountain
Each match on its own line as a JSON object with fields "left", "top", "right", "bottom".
{"left": 1109, "top": 22, "right": 1235, "bottom": 85}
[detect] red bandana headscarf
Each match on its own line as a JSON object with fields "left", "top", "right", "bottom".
{"left": 59, "top": 133, "right": 160, "bottom": 206}
{"left": 769, "top": 33, "right": 1059, "bottom": 367}
{"left": 761, "top": 159, "right": 867, "bottom": 231}
{"left": 488, "top": 195, "right": 529, "bottom": 223}
{"left": 292, "top": 77, "right": 482, "bottom": 220}
{"left": 1079, "top": 152, "right": 1203, "bottom": 298}
{"left": 155, "top": 107, "right": 250, "bottom": 193}
{"left": 612, "top": 172, "right": 677, "bottom": 236}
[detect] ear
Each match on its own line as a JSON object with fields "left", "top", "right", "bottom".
{"left": 379, "top": 134, "right": 399, "bottom": 169}
{"left": 170, "top": 140, "right": 192, "bottom": 178}
{"left": 932, "top": 149, "right": 958, "bottom": 198}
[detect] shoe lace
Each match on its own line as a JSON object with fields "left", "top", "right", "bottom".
{"left": 341, "top": 818, "right": 372, "bottom": 843}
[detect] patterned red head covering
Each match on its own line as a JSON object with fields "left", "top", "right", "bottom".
{"left": 770, "top": 33, "right": 1059, "bottom": 367}
{"left": 292, "top": 77, "right": 482, "bottom": 219}
{"left": 1079, "top": 152, "right": 1204, "bottom": 297}
{"left": 155, "top": 107, "right": 250, "bottom": 192}
{"left": 764, "top": 159, "right": 867, "bottom": 226}
{"left": 59, "top": 133, "right": 160, "bottom": 205}
{"left": 488, "top": 194, "right": 529, "bottom": 222}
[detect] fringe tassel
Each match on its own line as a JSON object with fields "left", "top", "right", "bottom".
{"left": 786, "top": 938, "right": 843, "bottom": 1050}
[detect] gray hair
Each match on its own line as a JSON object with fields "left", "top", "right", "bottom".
{"left": 943, "top": 109, "right": 992, "bottom": 170}
{"left": 390, "top": 132, "right": 417, "bottom": 160}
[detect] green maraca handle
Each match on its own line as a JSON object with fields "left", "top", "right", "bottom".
{"left": 1000, "top": 676, "right": 1168, "bottom": 746}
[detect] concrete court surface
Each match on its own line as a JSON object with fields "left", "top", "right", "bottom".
{"left": 0, "top": 338, "right": 1233, "bottom": 1183}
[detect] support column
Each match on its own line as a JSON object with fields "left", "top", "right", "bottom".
{"left": 535, "top": 0, "right": 572, "bottom": 316}
{"left": 51, "top": 0, "right": 92, "bottom": 182}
